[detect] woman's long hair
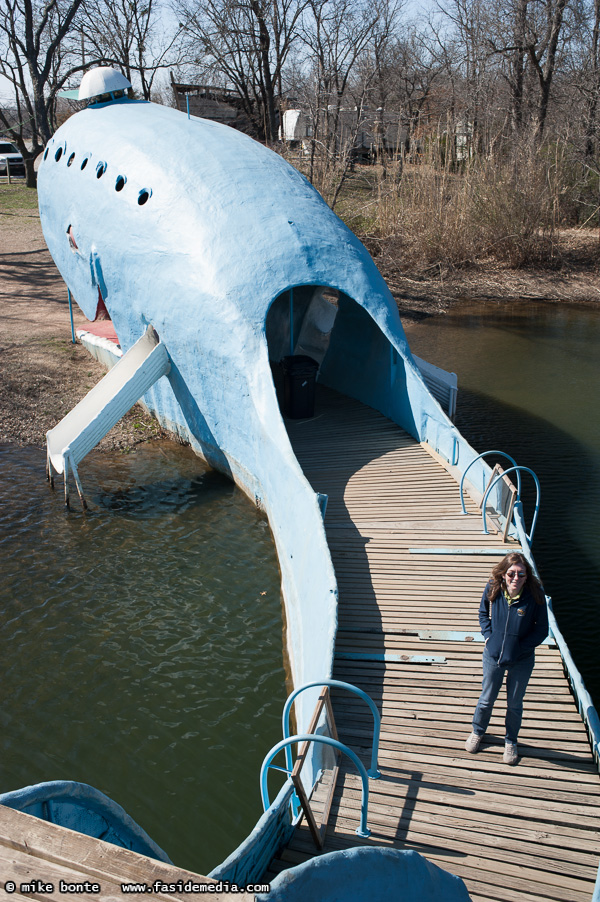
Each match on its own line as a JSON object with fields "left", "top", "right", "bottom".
{"left": 486, "top": 552, "right": 544, "bottom": 604}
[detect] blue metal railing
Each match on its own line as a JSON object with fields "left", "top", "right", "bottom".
{"left": 282, "top": 679, "right": 381, "bottom": 780}
{"left": 481, "top": 465, "right": 540, "bottom": 543}
{"left": 459, "top": 450, "right": 540, "bottom": 544}
{"left": 67, "top": 289, "right": 76, "bottom": 344}
{"left": 260, "top": 734, "right": 372, "bottom": 838}
{"left": 459, "top": 450, "right": 520, "bottom": 515}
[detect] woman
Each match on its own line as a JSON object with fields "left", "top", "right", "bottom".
{"left": 465, "top": 552, "right": 548, "bottom": 765}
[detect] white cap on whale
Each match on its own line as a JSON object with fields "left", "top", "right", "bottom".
{"left": 78, "top": 66, "right": 132, "bottom": 100}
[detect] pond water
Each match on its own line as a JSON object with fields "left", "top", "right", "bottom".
{"left": 0, "top": 441, "right": 286, "bottom": 875}
{"left": 406, "top": 301, "right": 600, "bottom": 707}
{"left": 2, "top": 298, "right": 599, "bottom": 877}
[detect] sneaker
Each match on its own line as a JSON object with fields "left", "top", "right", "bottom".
{"left": 465, "top": 731, "right": 482, "bottom": 753}
{"left": 503, "top": 741, "right": 518, "bottom": 765}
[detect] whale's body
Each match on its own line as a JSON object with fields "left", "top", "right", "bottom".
{"left": 38, "top": 94, "right": 468, "bottom": 786}
{"left": 34, "top": 94, "right": 565, "bottom": 893}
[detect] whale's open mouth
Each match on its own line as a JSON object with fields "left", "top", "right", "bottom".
{"left": 95, "top": 287, "right": 111, "bottom": 321}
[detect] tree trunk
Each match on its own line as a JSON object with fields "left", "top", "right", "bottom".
{"left": 584, "top": 0, "right": 600, "bottom": 159}
{"left": 25, "top": 155, "right": 37, "bottom": 188}
{"left": 530, "top": 0, "right": 569, "bottom": 141}
{"left": 511, "top": 0, "right": 528, "bottom": 132}
{"left": 251, "top": 0, "right": 278, "bottom": 142}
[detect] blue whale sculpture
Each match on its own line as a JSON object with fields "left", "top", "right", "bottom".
{"left": 38, "top": 84, "right": 465, "bottom": 742}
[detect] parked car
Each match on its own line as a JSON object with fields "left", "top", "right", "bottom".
{"left": 0, "top": 141, "right": 26, "bottom": 178}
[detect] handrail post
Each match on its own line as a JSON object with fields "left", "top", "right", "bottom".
{"left": 68, "top": 288, "right": 76, "bottom": 344}
{"left": 260, "top": 734, "right": 372, "bottom": 838}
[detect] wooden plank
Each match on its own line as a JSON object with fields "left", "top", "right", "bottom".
{"left": 0, "top": 807, "right": 256, "bottom": 899}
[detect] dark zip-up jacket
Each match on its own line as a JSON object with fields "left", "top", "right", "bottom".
{"left": 478, "top": 582, "right": 549, "bottom": 666}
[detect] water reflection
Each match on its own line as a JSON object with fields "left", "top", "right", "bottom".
{"left": 406, "top": 302, "right": 600, "bottom": 706}
{"left": 0, "top": 441, "right": 286, "bottom": 874}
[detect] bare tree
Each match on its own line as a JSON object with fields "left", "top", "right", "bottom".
{"left": 0, "top": 0, "right": 88, "bottom": 185}
{"left": 580, "top": 0, "right": 600, "bottom": 158}
{"left": 432, "top": 0, "right": 507, "bottom": 161}
{"left": 379, "top": 28, "right": 444, "bottom": 157}
{"left": 357, "top": 0, "right": 405, "bottom": 177}
{"left": 81, "top": 0, "right": 183, "bottom": 100}
{"left": 299, "top": 0, "right": 383, "bottom": 186}
{"left": 485, "top": 0, "right": 572, "bottom": 140}
{"left": 176, "top": 0, "right": 307, "bottom": 141}
{"left": 527, "top": 0, "right": 571, "bottom": 138}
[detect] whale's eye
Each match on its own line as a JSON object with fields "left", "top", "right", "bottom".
{"left": 115, "top": 175, "right": 126, "bottom": 192}
{"left": 138, "top": 189, "right": 151, "bottom": 205}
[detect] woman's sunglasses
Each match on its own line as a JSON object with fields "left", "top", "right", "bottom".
{"left": 506, "top": 570, "right": 526, "bottom": 580}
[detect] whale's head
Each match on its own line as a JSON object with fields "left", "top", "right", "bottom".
{"left": 38, "top": 82, "right": 404, "bottom": 354}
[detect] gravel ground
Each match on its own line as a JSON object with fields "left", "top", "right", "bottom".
{"left": 0, "top": 208, "right": 168, "bottom": 450}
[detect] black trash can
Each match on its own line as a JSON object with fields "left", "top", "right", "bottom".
{"left": 281, "top": 355, "right": 319, "bottom": 419}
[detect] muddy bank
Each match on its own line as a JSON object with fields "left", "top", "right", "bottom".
{"left": 366, "top": 229, "right": 600, "bottom": 320}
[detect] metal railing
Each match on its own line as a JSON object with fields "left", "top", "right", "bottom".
{"left": 260, "top": 735, "right": 372, "bottom": 839}
{"left": 459, "top": 450, "right": 540, "bottom": 544}
{"left": 481, "top": 465, "right": 540, "bottom": 543}
{"left": 459, "top": 450, "right": 520, "bottom": 515}
{"left": 260, "top": 679, "right": 381, "bottom": 846}
{"left": 282, "top": 679, "right": 381, "bottom": 780}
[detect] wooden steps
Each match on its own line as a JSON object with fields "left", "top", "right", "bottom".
{"left": 266, "top": 385, "right": 600, "bottom": 902}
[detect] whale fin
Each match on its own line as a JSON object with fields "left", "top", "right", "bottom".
{"left": 46, "top": 326, "right": 170, "bottom": 505}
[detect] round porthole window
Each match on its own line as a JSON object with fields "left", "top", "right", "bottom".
{"left": 67, "top": 152, "right": 75, "bottom": 167}
{"left": 115, "top": 175, "right": 126, "bottom": 192}
{"left": 81, "top": 157, "right": 89, "bottom": 170}
{"left": 96, "top": 162, "right": 107, "bottom": 179}
{"left": 55, "top": 146, "right": 63, "bottom": 162}
{"left": 138, "top": 189, "right": 151, "bottom": 206}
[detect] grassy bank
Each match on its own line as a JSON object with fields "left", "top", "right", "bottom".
{"left": 0, "top": 182, "right": 39, "bottom": 213}
{"left": 279, "top": 140, "right": 599, "bottom": 314}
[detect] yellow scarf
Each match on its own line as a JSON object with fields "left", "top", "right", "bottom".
{"left": 503, "top": 587, "right": 523, "bottom": 605}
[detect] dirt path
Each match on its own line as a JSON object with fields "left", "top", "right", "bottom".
{"left": 0, "top": 209, "right": 166, "bottom": 449}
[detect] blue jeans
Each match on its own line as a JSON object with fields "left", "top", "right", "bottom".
{"left": 472, "top": 648, "right": 535, "bottom": 743}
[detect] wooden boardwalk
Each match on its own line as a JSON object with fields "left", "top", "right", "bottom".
{"left": 268, "top": 386, "right": 600, "bottom": 902}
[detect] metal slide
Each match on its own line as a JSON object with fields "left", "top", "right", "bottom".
{"left": 46, "top": 326, "right": 170, "bottom": 506}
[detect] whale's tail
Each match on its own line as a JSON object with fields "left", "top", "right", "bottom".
{"left": 46, "top": 325, "right": 170, "bottom": 507}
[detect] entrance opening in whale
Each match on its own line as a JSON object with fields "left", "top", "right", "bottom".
{"left": 266, "top": 285, "right": 338, "bottom": 418}
{"left": 266, "top": 285, "right": 414, "bottom": 432}
{"left": 266, "top": 285, "right": 338, "bottom": 367}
